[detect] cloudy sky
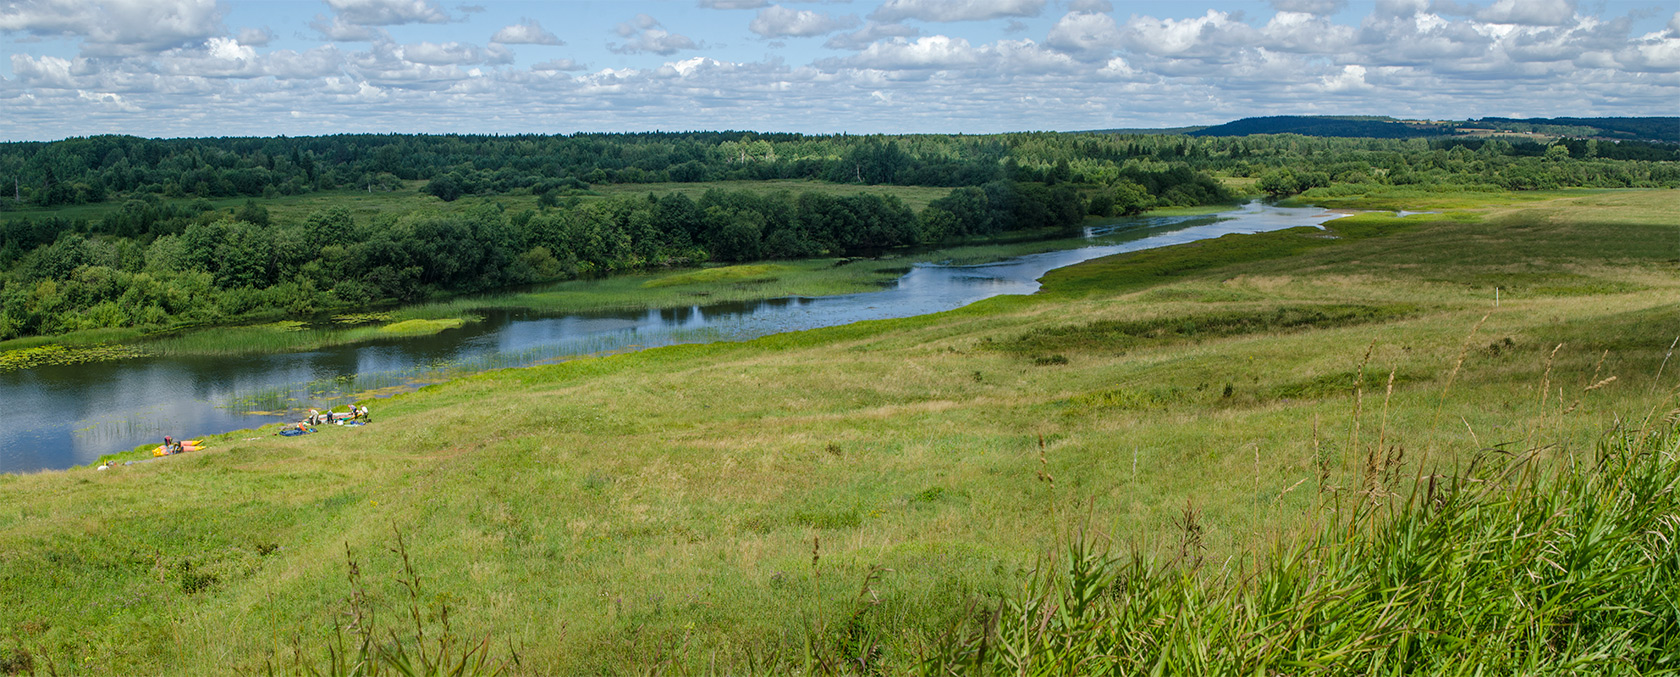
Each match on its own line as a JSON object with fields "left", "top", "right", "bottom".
{"left": 2, "top": 0, "right": 1676, "bottom": 140}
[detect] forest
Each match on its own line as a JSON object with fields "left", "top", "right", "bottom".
{"left": 1, "top": 129, "right": 1676, "bottom": 340}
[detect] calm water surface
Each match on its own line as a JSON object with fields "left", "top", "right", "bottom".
{"left": 1, "top": 202, "right": 1344, "bottom": 473}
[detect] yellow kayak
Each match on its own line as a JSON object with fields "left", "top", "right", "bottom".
{"left": 153, "top": 441, "right": 205, "bottom": 457}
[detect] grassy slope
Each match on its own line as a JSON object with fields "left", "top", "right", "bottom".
{"left": 0, "top": 190, "right": 1676, "bottom": 673}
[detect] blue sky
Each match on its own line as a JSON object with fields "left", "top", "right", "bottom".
{"left": 2, "top": 0, "right": 1676, "bottom": 140}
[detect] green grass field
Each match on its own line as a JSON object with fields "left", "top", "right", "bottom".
{"left": 0, "top": 190, "right": 1675, "bottom": 674}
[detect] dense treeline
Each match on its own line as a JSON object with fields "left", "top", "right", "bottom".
{"left": 4, "top": 130, "right": 1673, "bottom": 210}
{"left": 1239, "top": 135, "right": 1680, "bottom": 196}
{"left": 2, "top": 127, "right": 1675, "bottom": 341}
{"left": 0, "top": 177, "right": 1104, "bottom": 339}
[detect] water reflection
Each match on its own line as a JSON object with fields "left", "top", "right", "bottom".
{"left": 0, "top": 202, "right": 1343, "bottom": 473}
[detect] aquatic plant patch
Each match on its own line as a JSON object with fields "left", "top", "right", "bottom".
{"left": 372, "top": 318, "right": 467, "bottom": 337}
{"left": 641, "top": 264, "right": 786, "bottom": 289}
{"left": 0, "top": 343, "right": 148, "bottom": 372}
{"left": 332, "top": 312, "right": 396, "bottom": 326}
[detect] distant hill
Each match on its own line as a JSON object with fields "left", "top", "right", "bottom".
{"left": 1163, "top": 115, "right": 1678, "bottom": 144}
{"left": 1077, "top": 125, "right": 1208, "bottom": 136}
{"left": 1186, "top": 116, "right": 1441, "bottom": 139}
{"left": 1472, "top": 117, "right": 1679, "bottom": 144}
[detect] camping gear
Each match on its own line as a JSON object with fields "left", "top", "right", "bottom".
{"left": 153, "top": 440, "right": 204, "bottom": 456}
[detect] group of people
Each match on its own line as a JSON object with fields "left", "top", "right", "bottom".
{"left": 155, "top": 405, "right": 373, "bottom": 450}
{"left": 306, "top": 405, "right": 370, "bottom": 426}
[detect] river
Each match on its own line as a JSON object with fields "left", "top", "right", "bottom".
{"left": 0, "top": 202, "right": 1346, "bottom": 473}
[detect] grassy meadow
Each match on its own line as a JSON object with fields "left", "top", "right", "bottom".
{"left": 0, "top": 189, "right": 1675, "bottom": 673}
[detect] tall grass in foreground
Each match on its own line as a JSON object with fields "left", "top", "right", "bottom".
{"left": 921, "top": 421, "right": 1680, "bottom": 675}
{"left": 269, "top": 529, "right": 516, "bottom": 677}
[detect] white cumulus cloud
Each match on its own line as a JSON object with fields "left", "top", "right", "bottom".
{"left": 1046, "top": 11, "right": 1122, "bottom": 59}
{"left": 531, "top": 58, "right": 586, "bottom": 72}
{"left": 1268, "top": 0, "right": 1346, "bottom": 15}
{"left": 236, "top": 27, "right": 274, "bottom": 47}
{"left": 0, "top": 0, "right": 1676, "bottom": 142}
{"left": 324, "top": 0, "right": 450, "bottom": 26}
{"left": 750, "top": 6, "right": 859, "bottom": 38}
{"left": 839, "top": 35, "right": 981, "bottom": 69}
{"left": 1121, "top": 10, "right": 1252, "bottom": 58}
{"left": 1476, "top": 0, "right": 1575, "bottom": 27}
{"left": 0, "top": 0, "right": 224, "bottom": 56}
{"left": 398, "top": 41, "right": 513, "bottom": 66}
{"left": 611, "top": 15, "right": 702, "bottom": 54}
{"left": 870, "top": 0, "right": 1047, "bottom": 23}
{"left": 310, "top": 14, "right": 386, "bottom": 42}
{"left": 491, "top": 19, "right": 563, "bottom": 45}
{"left": 9, "top": 54, "right": 81, "bottom": 88}
{"left": 825, "top": 21, "right": 921, "bottom": 49}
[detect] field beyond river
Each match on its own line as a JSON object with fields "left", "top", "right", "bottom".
{"left": 0, "top": 189, "right": 1676, "bottom": 673}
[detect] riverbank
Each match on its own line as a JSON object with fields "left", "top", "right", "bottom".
{"left": 0, "top": 189, "right": 1675, "bottom": 673}
{"left": 0, "top": 210, "right": 1216, "bottom": 366}
{"left": 3, "top": 202, "right": 1335, "bottom": 475}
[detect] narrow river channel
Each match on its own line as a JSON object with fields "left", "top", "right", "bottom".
{"left": 1, "top": 202, "right": 1346, "bottom": 473}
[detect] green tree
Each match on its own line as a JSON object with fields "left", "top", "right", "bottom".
{"left": 1257, "top": 169, "right": 1300, "bottom": 197}
{"left": 1112, "top": 181, "right": 1153, "bottom": 215}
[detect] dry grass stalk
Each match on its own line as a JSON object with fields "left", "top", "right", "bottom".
{"left": 1172, "top": 500, "right": 1205, "bottom": 568}
{"left": 1252, "top": 442, "right": 1261, "bottom": 503}
{"left": 1433, "top": 313, "right": 1490, "bottom": 426}
{"left": 1584, "top": 376, "right": 1618, "bottom": 392}
{"left": 1346, "top": 338, "right": 1377, "bottom": 478}
{"left": 1653, "top": 334, "right": 1680, "bottom": 394}
{"left": 1418, "top": 314, "right": 1491, "bottom": 485}
{"left": 1314, "top": 413, "right": 1330, "bottom": 496}
{"left": 1360, "top": 366, "right": 1398, "bottom": 504}
{"left": 1534, "top": 343, "right": 1564, "bottom": 448}
{"left": 1586, "top": 349, "right": 1608, "bottom": 388}
{"left": 1277, "top": 477, "right": 1308, "bottom": 501}
{"left": 1036, "top": 434, "right": 1058, "bottom": 529}
{"left": 1376, "top": 367, "right": 1397, "bottom": 466}
{"left": 811, "top": 534, "right": 822, "bottom": 647}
